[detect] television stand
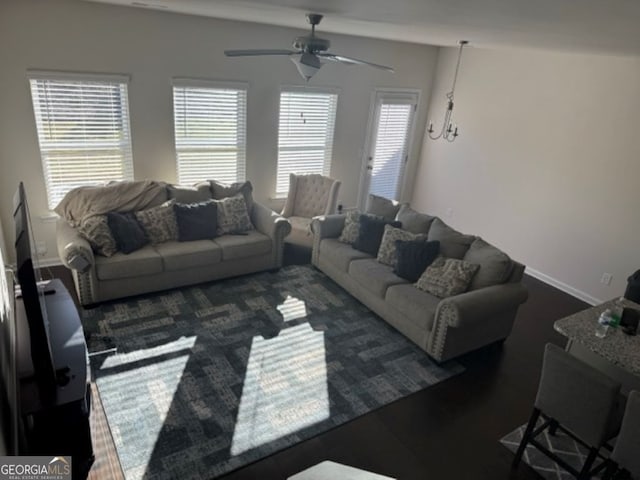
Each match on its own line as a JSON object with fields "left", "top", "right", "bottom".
{"left": 16, "top": 278, "right": 94, "bottom": 479}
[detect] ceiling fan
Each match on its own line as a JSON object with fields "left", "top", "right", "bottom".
{"left": 224, "top": 13, "right": 395, "bottom": 81}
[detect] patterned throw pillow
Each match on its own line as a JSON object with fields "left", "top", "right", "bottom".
{"left": 215, "top": 193, "right": 254, "bottom": 235}
{"left": 77, "top": 215, "right": 118, "bottom": 257}
{"left": 376, "top": 225, "right": 427, "bottom": 266}
{"left": 338, "top": 210, "right": 361, "bottom": 244}
{"left": 415, "top": 257, "right": 480, "bottom": 298}
{"left": 135, "top": 200, "right": 178, "bottom": 244}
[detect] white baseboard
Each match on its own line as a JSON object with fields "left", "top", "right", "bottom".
{"left": 525, "top": 267, "right": 602, "bottom": 306}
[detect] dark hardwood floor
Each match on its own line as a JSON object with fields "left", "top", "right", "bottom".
{"left": 48, "top": 248, "right": 589, "bottom": 480}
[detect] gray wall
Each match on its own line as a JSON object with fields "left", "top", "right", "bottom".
{"left": 0, "top": 0, "right": 438, "bottom": 262}
{"left": 414, "top": 46, "right": 640, "bottom": 303}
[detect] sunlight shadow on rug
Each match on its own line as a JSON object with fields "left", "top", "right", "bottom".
{"left": 230, "top": 322, "right": 329, "bottom": 456}
{"left": 94, "top": 336, "right": 197, "bottom": 480}
{"left": 276, "top": 295, "right": 307, "bottom": 322}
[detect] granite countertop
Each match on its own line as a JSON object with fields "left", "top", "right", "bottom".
{"left": 554, "top": 297, "right": 640, "bottom": 376}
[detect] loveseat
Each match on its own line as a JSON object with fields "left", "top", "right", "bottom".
{"left": 56, "top": 180, "right": 291, "bottom": 306}
{"left": 311, "top": 201, "right": 528, "bottom": 362}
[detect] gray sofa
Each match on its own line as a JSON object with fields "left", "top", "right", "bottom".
{"left": 311, "top": 210, "right": 528, "bottom": 363}
{"left": 56, "top": 181, "right": 291, "bottom": 306}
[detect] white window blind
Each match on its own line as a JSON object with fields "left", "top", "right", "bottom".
{"left": 276, "top": 89, "right": 338, "bottom": 195}
{"left": 29, "top": 76, "right": 134, "bottom": 209}
{"left": 369, "top": 102, "right": 414, "bottom": 201}
{"left": 173, "top": 82, "right": 247, "bottom": 185}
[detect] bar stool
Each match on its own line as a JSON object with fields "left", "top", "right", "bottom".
{"left": 604, "top": 390, "right": 640, "bottom": 480}
{"left": 512, "top": 343, "right": 625, "bottom": 479}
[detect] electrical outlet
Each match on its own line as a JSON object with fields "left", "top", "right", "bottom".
{"left": 36, "top": 241, "right": 47, "bottom": 257}
{"left": 600, "top": 273, "right": 613, "bottom": 286}
{"left": 445, "top": 208, "right": 453, "bottom": 218}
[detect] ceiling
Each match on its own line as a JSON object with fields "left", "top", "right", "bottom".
{"left": 83, "top": 0, "right": 640, "bottom": 56}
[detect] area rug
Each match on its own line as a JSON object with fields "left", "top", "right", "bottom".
{"left": 83, "top": 265, "right": 463, "bottom": 480}
{"left": 500, "top": 420, "right": 607, "bottom": 480}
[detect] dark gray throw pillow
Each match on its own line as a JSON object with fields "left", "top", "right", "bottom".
{"left": 106, "top": 212, "right": 149, "bottom": 254}
{"left": 394, "top": 240, "right": 440, "bottom": 282}
{"left": 174, "top": 200, "right": 218, "bottom": 241}
{"left": 353, "top": 215, "right": 401, "bottom": 256}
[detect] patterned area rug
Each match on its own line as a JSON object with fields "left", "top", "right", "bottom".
{"left": 83, "top": 265, "right": 463, "bottom": 480}
{"left": 501, "top": 420, "right": 607, "bottom": 480}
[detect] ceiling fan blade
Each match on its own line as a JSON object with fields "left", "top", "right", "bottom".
{"left": 318, "top": 53, "right": 395, "bottom": 73}
{"left": 224, "top": 49, "right": 297, "bottom": 57}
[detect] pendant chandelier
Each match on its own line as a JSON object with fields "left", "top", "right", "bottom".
{"left": 428, "top": 40, "right": 469, "bottom": 142}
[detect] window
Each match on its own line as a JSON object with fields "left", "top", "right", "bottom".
{"left": 276, "top": 88, "right": 338, "bottom": 195}
{"left": 361, "top": 90, "right": 418, "bottom": 205}
{"left": 29, "top": 73, "right": 134, "bottom": 209}
{"left": 172, "top": 80, "right": 247, "bottom": 185}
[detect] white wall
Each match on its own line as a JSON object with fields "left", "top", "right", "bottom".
{"left": 0, "top": 0, "right": 438, "bottom": 263}
{"left": 414, "top": 46, "right": 640, "bottom": 304}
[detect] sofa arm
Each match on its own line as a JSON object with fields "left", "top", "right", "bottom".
{"left": 251, "top": 202, "right": 291, "bottom": 268}
{"left": 311, "top": 214, "right": 346, "bottom": 266}
{"left": 56, "top": 219, "right": 94, "bottom": 273}
{"left": 311, "top": 214, "right": 345, "bottom": 239}
{"left": 435, "top": 283, "right": 529, "bottom": 329}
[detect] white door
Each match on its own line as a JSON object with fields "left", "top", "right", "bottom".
{"left": 359, "top": 90, "right": 419, "bottom": 207}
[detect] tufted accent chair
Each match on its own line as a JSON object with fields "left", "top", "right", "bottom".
{"left": 281, "top": 173, "right": 341, "bottom": 248}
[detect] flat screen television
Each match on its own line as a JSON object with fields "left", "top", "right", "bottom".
{"left": 13, "top": 182, "right": 56, "bottom": 391}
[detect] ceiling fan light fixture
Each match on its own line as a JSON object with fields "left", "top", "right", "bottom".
{"left": 291, "top": 53, "right": 322, "bottom": 81}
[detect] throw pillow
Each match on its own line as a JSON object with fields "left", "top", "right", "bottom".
{"left": 353, "top": 215, "right": 401, "bottom": 256}
{"left": 366, "top": 194, "right": 402, "bottom": 221}
{"left": 377, "top": 224, "right": 428, "bottom": 266}
{"left": 167, "top": 182, "right": 212, "bottom": 204}
{"left": 394, "top": 240, "right": 440, "bottom": 282}
{"left": 210, "top": 180, "right": 254, "bottom": 212}
{"left": 215, "top": 193, "right": 254, "bottom": 235}
{"left": 106, "top": 212, "right": 149, "bottom": 254}
{"left": 427, "top": 218, "right": 475, "bottom": 259}
{"left": 415, "top": 257, "right": 480, "bottom": 298}
{"left": 134, "top": 200, "right": 179, "bottom": 244}
{"left": 463, "top": 238, "right": 513, "bottom": 290}
{"left": 77, "top": 215, "right": 118, "bottom": 257}
{"left": 395, "top": 204, "right": 436, "bottom": 234}
{"left": 338, "top": 210, "right": 362, "bottom": 244}
{"left": 174, "top": 200, "right": 218, "bottom": 241}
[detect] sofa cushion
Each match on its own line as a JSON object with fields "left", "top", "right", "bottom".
{"left": 286, "top": 216, "right": 313, "bottom": 246}
{"left": 427, "top": 218, "right": 475, "bottom": 259}
{"left": 213, "top": 231, "right": 272, "bottom": 261}
{"left": 349, "top": 259, "right": 409, "bottom": 297}
{"left": 395, "top": 204, "right": 436, "bottom": 234}
{"left": 394, "top": 239, "right": 440, "bottom": 282}
{"left": 385, "top": 284, "right": 440, "bottom": 331}
{"left": 337, "top": 210, "right": 362, "bottom": 244}
{"left": 174, "top": 200, "right": 218, "bottom": 241}
{"left": 366, "top": 194, "right": 402, "bottom": 221}
{"left": 215, "top": 193, "right": 254, "bottom": 235}
{"left": 463, "top": 238, "right": 513, "bottom": 290}
{"left": 210, "top": 180, "right": 254, "bottom": 212}
{"left": 377, "top": 224, "right": 427, "bottom": 266}
{"left": 78, "top": 215, "right": 118, "bottom": 257}
{"left": 415, "top": 257, "right": 480, "bottom": 298}
{"left": 135, "top": 200, "right": 179, "bottom": 244}
{"left": 167, "top": 182, "right": 212, "bottom": 203}
{"left": 154, "top": 240, "right": 222, "bottom": 271}
{"left": 95, "top": 246, "right": 163, "bottom": 280}
{"left": 106, "top": 212, "right": 149, "bottom": 254}
{"left": 319, "top": 238, "right": 372, "bottom": 272}
{"left": 353, "top": 215, "right": 401, "bottom": 256}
